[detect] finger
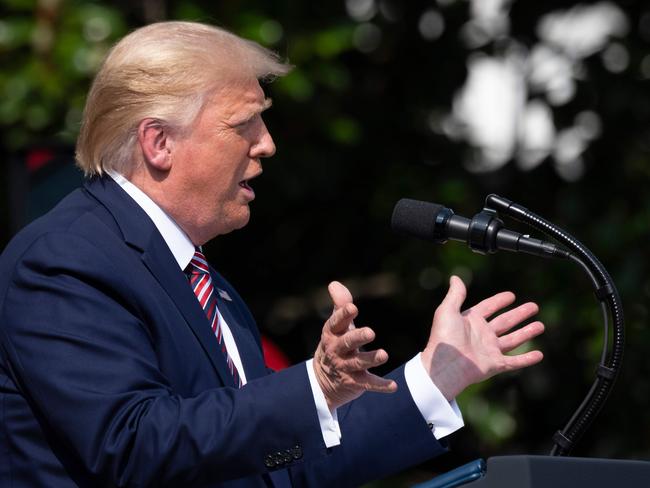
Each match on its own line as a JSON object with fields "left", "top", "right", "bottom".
{"left": 466, "top": 291, "right": 516, "bottom": 319}
{"left": 489, "top": 302, "right": 539, "bottom": 335}
{"left": 439, "top": 275, "right": 467, "bottom": 312}
{"left": 329, "top": 281, "right": 357, "bottom": 330}
{"left": 503, "top": 350, "right": 544, "bottom": 371}
{"left": 355, "top": 372, "right": 398, "bottom": 394}
{"left": 336, "top": 327, "right": 376, "bottom": 354}
{"left": 345, "top": 348, "right": 389, "bottom": 370}
{"left": 328, "top": 281, "right": 354, "bottom": 311}
{"left": 326, "top": 302, "right": 358, "bottom": 335}
{"left": 498, "top": 321, "right": 545, "bottom": 352}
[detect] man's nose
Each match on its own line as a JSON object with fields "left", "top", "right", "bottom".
{"left": 252, "top": 123, "right": 276, "bottom": 159}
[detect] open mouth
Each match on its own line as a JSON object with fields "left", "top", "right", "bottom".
{"left": 239, "top": 171, "right": 262, "bottom": 193}
{"left": 238, "top": 176, "right": 259, "bottom": 199}
{"left": 239, "top": 180, "right": 253, "bottom": 191}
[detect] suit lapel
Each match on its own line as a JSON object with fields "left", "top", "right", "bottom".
{"left": 141, "top": 242, "right": 237, "bottom": 388}
{"left": 214, "top": 284, "right": 268, "bottom": 381}
{"left": 84, "top": 177, "right": 237, "bottom": 388}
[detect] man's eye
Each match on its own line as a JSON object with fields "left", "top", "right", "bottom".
{"left": 234, "top": 118, "right": 253, "bottom": 128}
{"left": 237, "top": 116, "right": 263, "bottom": 131}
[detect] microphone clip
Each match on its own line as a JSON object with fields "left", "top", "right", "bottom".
{"left": 467, "top": 207, "right": 504, "bottom": 255}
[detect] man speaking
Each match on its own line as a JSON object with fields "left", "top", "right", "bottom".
{"left": 0, "top": 22, "right": 544, "bottom": 487}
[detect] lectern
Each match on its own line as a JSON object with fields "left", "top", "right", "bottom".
{"left": 414, "top": 456, "right": 650, "bottom": 488}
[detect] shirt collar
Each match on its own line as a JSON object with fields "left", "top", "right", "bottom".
{"left": 107, "top": 170, "right": 195, "bottom": 270}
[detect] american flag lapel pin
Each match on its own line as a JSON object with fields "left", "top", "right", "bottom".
{"left": 217, "top": 288, "right": 233, "bottom": 301}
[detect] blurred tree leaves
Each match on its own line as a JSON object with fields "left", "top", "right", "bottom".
{"left": 0, "top": 0, "right": 127, "bottom": 149}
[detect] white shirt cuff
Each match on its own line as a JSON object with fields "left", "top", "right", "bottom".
{"left": 306, "top": 359, "right": 341, "bottom": 447}
{"left": 404, "top": 353, "right": 464, "bottom": 439}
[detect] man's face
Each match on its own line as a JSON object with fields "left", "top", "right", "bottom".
{"left": 168, "top": 79, "right": 276, "bottom": 244}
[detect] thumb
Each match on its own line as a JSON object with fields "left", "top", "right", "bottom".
{"left": 440, "top": 275, "right": 467, "bottom": 312}
{"left": 328, "top": 281, "right": 354, "bottom": 310}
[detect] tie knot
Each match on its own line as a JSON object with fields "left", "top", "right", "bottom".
{"left": 188, "top": 250, "right": 210, "bottom": 276}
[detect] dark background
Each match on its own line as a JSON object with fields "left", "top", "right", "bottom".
{"left": 1, "top": 1, "right": 649, "bottom": 486}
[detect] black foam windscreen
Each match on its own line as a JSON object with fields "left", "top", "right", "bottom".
{"left": 391, "top": 198, "right": 444, "bottom": 241}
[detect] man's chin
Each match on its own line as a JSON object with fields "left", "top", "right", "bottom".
{"left": 202, "top": 206, "right": 251, "bottom": 242}
{"left": 221, "top": 209, "right": 251, "bottom": 234}
{"left": 233, "top": 215, "right": 251, "bottom": 231}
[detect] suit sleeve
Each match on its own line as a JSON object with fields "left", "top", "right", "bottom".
{"left": 288, "top": 366, "right": 450, "bottom": 488}
{"left": 0, "top": 232, "right": 327, "bottom": 487}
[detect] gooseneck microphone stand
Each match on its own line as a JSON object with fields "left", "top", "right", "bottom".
{"left": 402, "top": 195, "right": 644, "bottom": 488}
{"left": 482, "top": 195, "right": 624, "bottom": 456}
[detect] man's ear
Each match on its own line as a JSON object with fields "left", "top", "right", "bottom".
{"left": 137, "top": 118, "right": 173, "bottom": 172}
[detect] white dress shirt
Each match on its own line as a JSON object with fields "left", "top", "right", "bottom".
{"left": 108, "top": 170, "right": 463, "bottom": 448}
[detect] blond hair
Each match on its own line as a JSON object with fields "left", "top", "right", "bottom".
{"left": 75, "top": 21, "right": 291, "bottom": 176}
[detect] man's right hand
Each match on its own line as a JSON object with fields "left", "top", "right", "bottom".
{"left": 313, "top": 281, "right": 397, "bottom": 411}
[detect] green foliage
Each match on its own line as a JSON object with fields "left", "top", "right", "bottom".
{"left": 0, "top": 0, "right": 126, "bottom": 149}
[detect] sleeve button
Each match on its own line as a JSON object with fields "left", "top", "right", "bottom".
{"left": 292, "top": 445, "right": 303, "bottom": 460}
{"left": 283, "top": 450, "right": 293, "bottom": 464}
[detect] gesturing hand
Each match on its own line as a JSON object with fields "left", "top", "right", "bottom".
{"left": 422, "top": 275, "right": 544, "bottom": 401}
{"left": 313, "top": 281, "right": 397, "bottom": 411}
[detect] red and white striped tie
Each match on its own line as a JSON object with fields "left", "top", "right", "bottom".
{"left": 187, "top": 249, "right": 242, "bottom": 387}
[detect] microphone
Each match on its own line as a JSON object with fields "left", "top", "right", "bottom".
{"left": 391, "top": 198, "right": 569, "bottom": 259}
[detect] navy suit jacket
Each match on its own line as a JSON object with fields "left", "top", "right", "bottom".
{"left": 0, "top": 177, "right": 447, "bottom": 487}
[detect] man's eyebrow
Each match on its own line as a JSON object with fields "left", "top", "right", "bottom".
{"left": 261, "top": 98, "right": 273, "bottom": 111}
{"left": 229, "top": 98, "right": 272, "bottom": 125}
